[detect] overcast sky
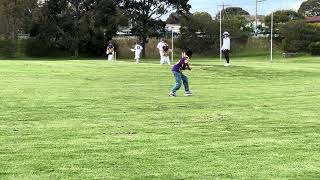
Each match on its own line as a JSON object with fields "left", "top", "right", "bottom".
{"left": 188, "top": 0, "right": 305, "bottom": 16}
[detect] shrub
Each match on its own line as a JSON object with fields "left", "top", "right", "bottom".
{"left": 309, "top": 42, "right": 320, "bottom": 56}
{"left": 25, "top": 38, "right": 65, "bottom": 57}
{"left": 0, "top": 39, "right": 17, "bottom": 58}
{"left": 233, "top": 37, "right": 270, "bottom": 56}
{"left": 281, "top": 20, "right": 320, "bottom": 53}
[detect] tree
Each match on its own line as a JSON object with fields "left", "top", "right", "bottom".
{"left": 0, "top": 0, "right": 38, "bottom": 57}
{"left": 29, "top": 0, "right": 119, "bottom": 57}
{"left": 221, "top": 16, "right": 252, "bottom": 44}
{"left": 298, "top": 0, "right": 320, "bottom": 17}
{"left": 166, "top": 12, "right": 181, "bottom": 24}
{"left": 117, "top": 0, "right": 191, "bottom": 57}
{"left": 218, "top": 7, "right": 249, "bottom": 19}
{"left": 178, "top": 12, "right": 219, "bottom": 54}
{"left": 265, "top": 10, "right": 304, "bottom": 26}
{"left": 178, "top": 12, "right": 251, "bottom": 55}
{"left": 281, "top": 20, "right": 320, "bottom": 53}
{"left": 264, "top": 10, "right": 304, "bottom": 44}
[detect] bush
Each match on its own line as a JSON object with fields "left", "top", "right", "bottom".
{"left": 309, "top": 42, "right": 320, "bottom": 56}
{"left": 25, "top": 38, "right": 66, "bottom": 57}
{"left": 0, "top": 39, "right": 16, "bottom": 58}
{"left": 232, "top": 37, "right": 270, "bottom": 56}
{"left": 281, "top": 20, "right": 320, "bottom": 53}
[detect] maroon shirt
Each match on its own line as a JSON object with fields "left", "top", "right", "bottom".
{"left": 172, "top": 57, "right": 189, "bottom": 72}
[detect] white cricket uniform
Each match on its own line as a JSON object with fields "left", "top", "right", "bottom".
{"left": 134, "top": 44, "right": 143, "bottom": 63}
{"left": 157, "top": 41, "right": 165, "bottom": 63}
{"left": 162, "top": 55, "right": 170, "bottom": 65}
{"left": 108, "top": 53, "right": 114, "bottom": 62}
{"left": 221, "top": 37, "right": 231, "bottom": 65}
{"left": 107, "top": 44, "right": 114, "bottom": 62}
{"left": 221, "top": 37, "right": 230, "bottom": 50}
{"left": 161, "top": 47, "right": 171, "bottom": 65}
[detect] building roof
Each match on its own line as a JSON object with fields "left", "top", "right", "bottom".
{"left": 165, "top": 24, "right": 181, "bottom": 34}
{"left": 305, "top": 16, "right": 320, "bottom": 23}
{"left": 243, "top": 15, "right": 265, "bottom": 22}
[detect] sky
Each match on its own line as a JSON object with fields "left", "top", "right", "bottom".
{"left": 188, "top": 0, "right": 305, "bottom": 17}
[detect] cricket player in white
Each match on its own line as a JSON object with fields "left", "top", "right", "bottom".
{"left": 221, "top": 32, "right": 231, "bottom": 67}
{"left": 157, "top": 39, "right": 165, "bottom": 64}
{"left": 106, "top": 41, "right": 114, "bottom": 62}
{"left": 131, "top": 43, "right": 143, "bottom": 64}
{"left": 162, "top": 42, "right": 171, "bottom": 65}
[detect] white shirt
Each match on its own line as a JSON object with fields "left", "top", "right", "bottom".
{"left": 135, "top": 44, "right": 143, "bottom": 51}
{"left": 157, "top": 41, "right": 165, "bottom": 52}
{"left": 221, "top": 37, "right": 230, "bottom": 50}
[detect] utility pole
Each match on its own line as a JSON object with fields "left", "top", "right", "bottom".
{"left": 270, "top": 12, "right": 273, "bottom": 62}
{"left": 218, "top": 2, "right": 231, "bottom": 61}
{"left": 218, "top": 2, "right": 231, "bottom": 20}
{"left": 220, "top": 9, "right": 222, "bottom": 61}
{"left": 255, "top": 0, "right": 267, "bottom": 36}
{"left": 171, "top": 26, "right": 174, "bottom": 63}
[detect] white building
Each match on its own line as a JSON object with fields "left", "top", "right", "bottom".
{"left": 243, "top": 15, "right": 266, "bottom": 34}
{"left": 165, "top": 24, "right": 181, "bottom": 34}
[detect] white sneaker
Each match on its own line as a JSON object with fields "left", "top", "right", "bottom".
{"left": 169, "top": 92, "right": 176, "bottom": 97}
{"left": 185, "top": 91, "right": 192, "bottom": 96}
{"left": 224, "top": 63, "right": 230, "bottom": 67}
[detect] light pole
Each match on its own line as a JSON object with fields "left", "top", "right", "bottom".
{"left": 255, "top": 0, "right": 267, "bottom": 36}
{"left": 218, "top": 2, "right": 231, "bottom": 61}
{"left": 171, "top": 26, "right": 174, "bottom": 63}
{"left": 270, "top": 12, "right": 273, "bottom": 62}
{"left": 220, "top": 9, "right": 222, "bottom": 61}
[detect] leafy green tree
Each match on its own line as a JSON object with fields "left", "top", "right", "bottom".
{"left": 178, "top": 12, "right": 219, "bottom": 54}
{"left": 178, "top": 12, "right": 251, "bottom": 55}
{"left": 216, "top": 7, "right": 249, "bottom": 20}
{"left": 265, "top": 10, "right": 304, "bottom": 26}
{"left": 166, "top": 12, "right": 182, "bottom": 24}
{"left": 222, "top": 7, "right": 249, "bottom": 17}
{"left": 0, "top": 0, "right": 38, "bottom": 57}
{"left": 29, "top": 0, "right": 119, "bottom": 57}
{"left": 281, "top": 20, "right": 320, "bottom": 53}
{"left": 221, "top": 16, "right": 252, "bottom": 44}
{"left": 117, "top": 9, "right": 130, "bottom": 27}
{"left": 298, "top": 0, "right": 320, "bottom": 17}
{"left": 264, "top": 10, "right": 304, "bottom": 44}
{"left": 117, "top": 0, "right": 191, "bottom": 57}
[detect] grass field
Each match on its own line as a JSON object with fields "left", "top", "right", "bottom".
{"left": 1, "top": 56, "right": 320, "bottom": 179}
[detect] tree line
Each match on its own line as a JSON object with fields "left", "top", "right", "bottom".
{"left": 0, "top": 0, "right": 190, "bottom": 58}
{"left": 1, "top": 0, "right": 320, "bottom": 58}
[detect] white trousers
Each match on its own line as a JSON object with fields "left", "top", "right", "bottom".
{"left": 159, "top": 51, "right": 164, "bottom": 63}
{"left": 161, "top": 55, "right": 171, "bottom": 65}
{"left": 135, "top": 51, "right": 141, "bottom": 63}
{"left": 108, "top": 54, "right": 113, "bottom": 62}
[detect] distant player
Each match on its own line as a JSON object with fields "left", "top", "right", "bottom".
{"left": 221, "top": 32, "right": 231, "bottom": 67}
{"left": 106, "top": 40, "right": 114, "bottom": 62}
{"left": 169, "top": 49, "right": 193, "bottom": 97}
{"left": 157, "top": 39, "right": 165, "bottom": 64}
{"left": 161, "top": 42, "right": 171, "bottom": 65}
{"left": 131, "top": 43, "right": 143, "bottom": 64}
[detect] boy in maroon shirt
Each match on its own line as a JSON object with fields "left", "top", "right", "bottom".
{"left": 169, "top": 49, "right": 193, "bottom": 97}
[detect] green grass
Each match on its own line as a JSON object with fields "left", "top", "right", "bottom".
{"left": 1, "top": 56, "right": 320, "bottom": 179}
